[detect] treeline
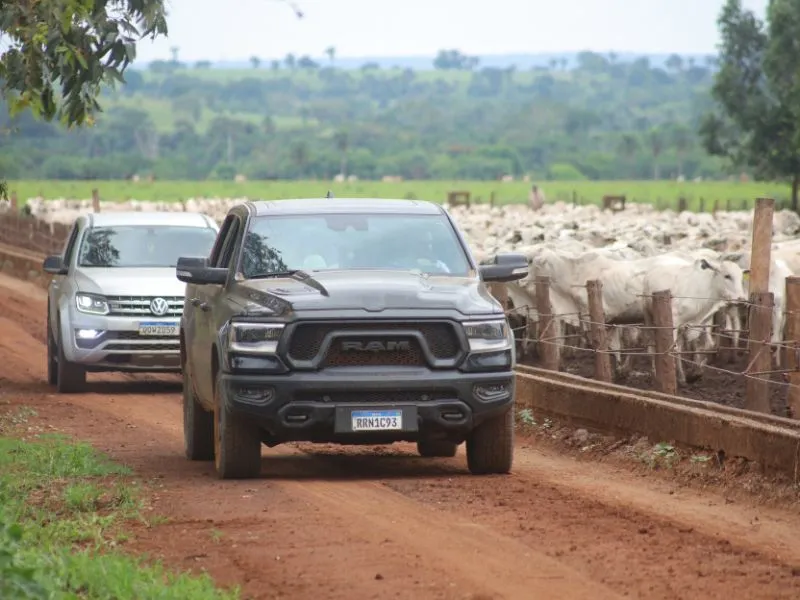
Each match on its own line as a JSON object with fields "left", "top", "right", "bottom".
{"left": 0, "top": 50, "right": 729, "bottom": 181}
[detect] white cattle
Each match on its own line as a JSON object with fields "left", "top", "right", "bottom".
{"left": 641, "top": 257, "right": 747, "bottom": 385}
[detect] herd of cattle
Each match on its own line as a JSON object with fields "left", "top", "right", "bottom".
{"left": 13, "top": 195, "right": 800, "bottom": 388}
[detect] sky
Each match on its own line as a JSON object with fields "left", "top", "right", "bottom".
{"left": 133, "top": 0, "right": 770, "bottom": 63}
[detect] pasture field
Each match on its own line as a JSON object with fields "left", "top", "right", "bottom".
{"left": 0, "top": 407, "right": 238, "bottom": 599}
{"left": 6, "top": 179, "right": 794, "bottom": 210}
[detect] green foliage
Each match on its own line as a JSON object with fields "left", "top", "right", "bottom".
{"left": 701, "top": 0, "right": 800, "bottom": 206}
{"left": 1, "top": 53, "right": 730, "bottom": 181}
{"left": 0, "top": 0, "right": 168, "bottom": 127}
{"left": 0, "top": 423, "right": 239, "bottom": 600}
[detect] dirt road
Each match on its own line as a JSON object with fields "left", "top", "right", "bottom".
{"left": 2, "top": 272, "right": 800, "bottom": 599}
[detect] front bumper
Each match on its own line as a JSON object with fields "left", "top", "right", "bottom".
{"left": 218, "top": 368, "right": 515, "bottom": 444}
{"left": 62, "top": 311, "right": 181, "bottom": 372}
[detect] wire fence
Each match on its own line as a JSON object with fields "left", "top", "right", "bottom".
{"left": 495, "top": 276, "right": 800, "bottom": 420}
{"left": 0, "top": 212, "right": 69, "bottom": 256}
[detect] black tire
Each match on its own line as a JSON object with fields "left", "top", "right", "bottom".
{"left": 417, "top": 439, "right": 458, "bottom": 458}
{"left": 55, "top": 326, "right": 86, "bottom": 394}
{"left": 213, "top": 377, "right": 262, "bottom": 479}
{"left": 46, "top": 309, "right": 57, "bottom": 386}
{"left": 183, "top": 367, "right": 215, "bottom": 461}
{"left": 466, "top": 409, "right": 514, "bottom": 475}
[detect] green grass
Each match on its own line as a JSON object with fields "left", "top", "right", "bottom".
{"left": 0, "top": 408, "right": 239, "bottom": 600}
{"left": 6, "top": 179, "right": 794, "bottom": 211}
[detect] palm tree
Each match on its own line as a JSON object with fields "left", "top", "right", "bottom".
{"left": 333, "top": 131, "right": 349, "bottom": 177}
{"left": 250, "top": 56, "right": 261, "bottom": 69}
{"left": 670, "top": 126, "right": 691, "bottom": 178}
{"left": 617, "top": 134, "right": 639, "bottom": 178}
{"left": 325, "top": 46, "right": 336, "bottom": 64}
{"left": 291, "top": 142, "right": 309, "bottom": 178}
{"left": 648, "top": 129, "right": 664, "bottom": 180}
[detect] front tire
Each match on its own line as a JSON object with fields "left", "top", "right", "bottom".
{"left": 417, "top": 439, "right": 458, "bottom": 458}
{"left": 183, "top": 367, "right": 215, "bottom": 461}
{"left": 213, "top": 376, "right": 262, "bottom": 479}
{"left": 55, "top": 326, "right": 86, "bottom": 394}
{"left": 46, "top": 309, "right": 57, "bottom": 386}
{"left": 466, "top": 409, "right": 514, "bottom": 475}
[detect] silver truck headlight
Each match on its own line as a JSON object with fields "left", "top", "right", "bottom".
{"left": 75, "top": 293, "right": 110, "bottom": 316}
{"left": 462, "top": 320, "right": 512, "bottom": 352}
{"left": 228, "top": 322, "right": 285, "bottom": 354}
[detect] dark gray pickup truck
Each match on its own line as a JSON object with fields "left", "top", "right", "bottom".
{"left": 177, "top": 198, "right": 528, "bottom": 479}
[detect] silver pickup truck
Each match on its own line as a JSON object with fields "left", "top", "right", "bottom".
{"left": 43, "top": 211, "right": 219, "bottom": 392}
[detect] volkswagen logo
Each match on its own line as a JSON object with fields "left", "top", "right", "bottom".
{"left": 149, "top": 297, "right": 170, "bottom": 316}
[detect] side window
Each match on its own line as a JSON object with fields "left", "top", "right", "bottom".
{"left": 209, "top": 215, "right": 235, "bottom": 267}
{"left": 62, "top": 223, "right": 81, "bottom": 266}
{"left": 217, "top": 219, "right": 242, "bottom": 269}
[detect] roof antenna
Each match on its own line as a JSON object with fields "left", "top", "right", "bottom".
{"left": 326, "top": 190, "right": 334, "bottom": 199}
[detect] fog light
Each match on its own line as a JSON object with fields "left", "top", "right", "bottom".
{"left": 473, "top": 383, "right": 511, "bottom": 402}
{"left": 235, "top": 386, "right": 275, "bottom": 405}
{"left": 76, "top": 329, "right": 102, "bottom": 339}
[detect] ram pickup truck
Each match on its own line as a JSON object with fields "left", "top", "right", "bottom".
{"left": 177, "top": 198, "right": 528, "bottom": 479}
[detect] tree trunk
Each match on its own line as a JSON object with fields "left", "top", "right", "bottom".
{"left": 339, "top": 153, "right": 348, "bottom": 178}
{"left": 792, "top": 174, "right": 799, "bottom": 212}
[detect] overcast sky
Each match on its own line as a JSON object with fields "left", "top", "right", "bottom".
{"left": 133, "top": 0, "right": 769, "bottom": 62}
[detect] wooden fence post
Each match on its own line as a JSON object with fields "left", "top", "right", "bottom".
{"left": 586, "top": 280, "right": 612, "bottom": 382}
{"left": 488, "top": 283, "right": 508, "bottom": 311}
{"left": 745, "top": 291, "right": 775, "bottom": 414}
{"left": 749, "top": 198, "right": 775, "bottom": 298}
{"left": 784, "top": 277, "right": 800, "bottom": 418}
{"left": 651, "top": 290, "right": 677, "bottom": 395}
{"left": 713, "top": 308, "right": 735, "bottom": 365}
{"left": 92, "top": 188, "right": 100, "bottom": 212}
{"left": 534, "top": 276, "right": 560, "bottom": 371}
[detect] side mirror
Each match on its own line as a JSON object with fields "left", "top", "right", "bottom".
{"left": 176, "top": 256, "right": 228, "bottom": 285}
{"left": 478, "top": 253, "right": 528, "bottom": 283}
{"left": 42, "top": 255, "right": 68, "bottom": 275}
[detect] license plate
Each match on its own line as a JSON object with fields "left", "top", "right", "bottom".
{"left": 351, "top": 409, "right": 402, "bottom": 431}
{"left": 138, "top": 321, "right": 179, "bottom": 336}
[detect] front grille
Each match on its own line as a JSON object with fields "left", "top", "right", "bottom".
{"left": 105, "top": 342, "right": 179, "bottom": 352}
{"left": 322, "top": 338, "right": 425, "bottom": 367}
{"left": 288, "top": 322, "right": 460, "bottom": 362}
{"left": 116, "top": 331, "right": 179, "bottom": 340}
{"left": 295, "top": 391, "right": 454, "bottom": 403}
{"left": 107, "top": 296, "right": 184, "bottom": 317}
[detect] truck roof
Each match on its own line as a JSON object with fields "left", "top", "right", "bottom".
{"left": 250, "top": 198, "right": 444, "bottom": 216}
{"left": 87, "top": 211, "right": 217, "bottom": 228}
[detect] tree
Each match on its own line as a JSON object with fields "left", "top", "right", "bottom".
{"left": 670, "top": 125, "right": 692, "bottom": 177}
{"left": 325, "top": 46, "right": 336, "bottom": 64}
{"left": 250, "top": 56, "right": 261, "bottom": 69}
{"left": 0, "top": 1, "right": 169, "bottom": 197}
{"left": 700, "top": 0, "right": 800, "bottom": 209}
{"left": 333, "top": 130, "right": 349, "bottom": 177}
{"left": 648, "top": 129, "right": 664, "bottom": 179}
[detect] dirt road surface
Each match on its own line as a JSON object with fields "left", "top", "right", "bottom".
{"left": 2, "top": 272, "right": 800, "bottom": 599}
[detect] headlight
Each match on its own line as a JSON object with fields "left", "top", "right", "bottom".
{"left": 228, "top": 322, "right": 285, "bottom": 354}
{"left": 75, "top": 293, "right": 109, "bottom": 315}
{"left": 463, "top": 320, "right": 512, "bottom": 352}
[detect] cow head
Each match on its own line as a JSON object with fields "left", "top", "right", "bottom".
{"left": 698, "top": 258, "right": 747, "bottom": 303}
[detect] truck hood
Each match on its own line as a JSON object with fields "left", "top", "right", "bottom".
{"left": 75, "top": 267, "right": 186, "bottom": 297}
{"left": 232, "top": 270, "right": 500, "bottom": 316}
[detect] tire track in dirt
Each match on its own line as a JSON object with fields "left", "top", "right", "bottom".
{"left": 3, "top": 272, "right": 800, "bottom": 599}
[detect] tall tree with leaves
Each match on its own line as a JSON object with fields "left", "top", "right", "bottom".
{"left": 0, "top": 0, "right": 169, "bottom": 198}
{"left": 700, "top": 0, "right": 800, "bottom": 209}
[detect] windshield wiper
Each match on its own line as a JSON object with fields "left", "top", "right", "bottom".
{"left": 250, "top": 270, "right": 329, "bottom": 297}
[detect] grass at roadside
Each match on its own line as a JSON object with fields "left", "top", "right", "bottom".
{"left": 5, "top": 179, "right": 794, "bottom": 211}
{"left": 0, "top": 407, "right": 239, "bottom": 600}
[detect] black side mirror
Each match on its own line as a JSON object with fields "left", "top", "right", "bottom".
{"left": 42, "top": 255, "right": 68, "bottom": 275}
{"left": 478, "top": 253, "right": 528, "bottom": 283}
{"left": 176, "top": 256, "right": 228, "bottom": 285}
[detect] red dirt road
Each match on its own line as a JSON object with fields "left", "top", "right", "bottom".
{"left": 2, "top": 273, "right": 800, "bottom": 599}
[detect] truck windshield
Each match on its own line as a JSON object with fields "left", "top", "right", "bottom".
{"left": 78, "top": 225, "right": 218, "bottom": 268}
{"left": 240, "top": 213, "right": 472, "bottom": 278}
